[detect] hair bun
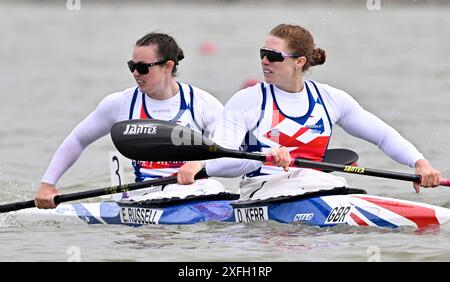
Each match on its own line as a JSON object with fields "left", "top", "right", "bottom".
{"left": 177, "top": 50, "right": 185, "bottom": 62}
{"left": 311, "top": 48, "right": 326, "bottom": 66}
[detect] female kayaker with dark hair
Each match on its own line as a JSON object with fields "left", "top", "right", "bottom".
{"left": 35, "top": 32, "right": 224, "bottom": 209}
{"left": 177, "top": 23, "right": 441, "bottom": 193}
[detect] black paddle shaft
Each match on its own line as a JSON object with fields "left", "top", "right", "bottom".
{"left": 292, "top": 158, "right": 421, "bottom": 182}
{"left": 111, "top": 119, "right": 423, "bottom": 184}
{"left": 0, "top": 170, "right": 207, "bottom": 213}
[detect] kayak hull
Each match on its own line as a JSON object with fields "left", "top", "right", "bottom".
{"left": 14, "top": 193, "right": 450, "bottom": 229}
{"left": 234, "top": 194, "right": 450, "bottom": 229}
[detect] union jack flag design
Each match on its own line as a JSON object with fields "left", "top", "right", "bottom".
{"left": 128, "top": 82, "right": 202, "bottom": 181}
{"left": 243, "top": 81, "right": 332, "bottom": 177}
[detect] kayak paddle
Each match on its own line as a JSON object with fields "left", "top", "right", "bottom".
{"left": 111, "top": 119, "right": 450, "bottom": 186}
{"left": 0, "top": 170, "right": 207, "bottom": 213}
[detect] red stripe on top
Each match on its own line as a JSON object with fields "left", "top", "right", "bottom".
{"left": 356, "top": 196, "right": 439, "bottom": 229}
{"left": 271, "top": 102, "right": 285, "bottom": 128}
{"left": 291, "top": 127, "right": 309, "bottom": 140}
{"left": 289, "top": 136, "right": 329, "bottom": 162}
{"left": 263, "top": 101, "right": 330, "bottom": 163}
{"left": 140, "top": 104, "right": 147, "bottom": 118}
{"left": 272, "top": 131, "right": 305, "bottom": 147}
{"left": 139, "top": 161, "right": 185, "bottom": 169}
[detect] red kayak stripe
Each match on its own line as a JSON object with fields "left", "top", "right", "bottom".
{"left": 350, "top": 212, "right": 369, "bottom": 226}
{"left": 356, "top": 196, "right": 439, "bottom": 229}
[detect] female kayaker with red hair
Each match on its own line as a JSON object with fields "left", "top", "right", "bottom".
{"left": 178, "top": 23, "right": 441, "bottom": 193}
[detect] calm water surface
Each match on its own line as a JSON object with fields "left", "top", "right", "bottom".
{"left": 1, "top": 1, "right": 450, "bottom": 262}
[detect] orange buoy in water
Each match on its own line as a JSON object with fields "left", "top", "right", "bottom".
{"left": 199, "top": 41, "right": 217, "bottom": 55}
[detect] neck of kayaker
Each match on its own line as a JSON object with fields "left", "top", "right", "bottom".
{"left": 145, "top": 78, "right": 179, "bottom": 101}
{"left": 276, "top": 76, "right": 304, "bottom": 93}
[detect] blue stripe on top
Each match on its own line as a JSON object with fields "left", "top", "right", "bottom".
{"left": 309, "top": 80, "right": 332, "bottom": 130}
{"left": 132, "top": 82, "right": 190, "bottom": 122}
{"left": 128, "top": 87, "right": 140, "bottom": 120}
{"left": 269, "top": 83, "right": 315, "bottom": 125}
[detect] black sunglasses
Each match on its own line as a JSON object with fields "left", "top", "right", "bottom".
{"left": 260, "top": 48, "right": 300, "bottom": 62}
{"left": 127, "top": 60, "right": 167, "bottom": 75}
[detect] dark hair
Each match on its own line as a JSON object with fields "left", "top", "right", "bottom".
{"left": 269, "top": 24, "right": 326, "bottom": 72}
{"left": 135, "top": 32, "right": 185, "bottom": 75}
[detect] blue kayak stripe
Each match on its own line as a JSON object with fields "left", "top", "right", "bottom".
{"left": 309, "top": 197, "right": 333, "bottom": 216}
{"left": 307, "top": 197, "right": 336, "bottom": 226}
{"left": 72, "top": 204, "right": 103, "bottom": 224}
{"left": 355, "top": 206, "right": 398, "bottom": 228}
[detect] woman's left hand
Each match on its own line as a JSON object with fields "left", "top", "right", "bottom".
{"left": 414, "top": 159, "right": 441, "bottom": 193}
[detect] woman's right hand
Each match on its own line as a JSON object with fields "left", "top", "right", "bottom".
{"left": 269, "top": 147, "right": 291, "bottom": 172}
{"left": 177, "top": 161, "right": 203, "bottom": 185}
{"left": 34, "top": 182, "right": 59, "bottom": 209}
{"left": 413, "top": 159, "right": 441, "bottom": 193}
